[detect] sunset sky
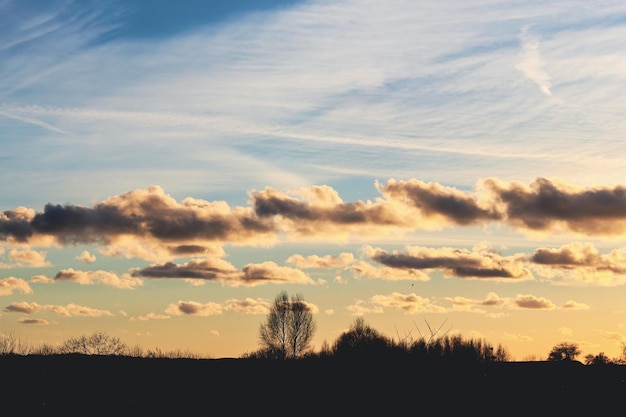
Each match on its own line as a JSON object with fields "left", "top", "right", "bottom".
{"left": 2, "top": 0, "right": 626, "bottom": 360}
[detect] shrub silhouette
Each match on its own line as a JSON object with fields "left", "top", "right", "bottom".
{"left": 59, "top": 331, "right": 128, "bottom": 355}
{"left": 331, "top": 317, "right": 390, "bottom": 358}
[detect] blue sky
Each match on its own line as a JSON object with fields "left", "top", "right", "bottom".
{"left": 2, "top": 0, "right": 626, "bottom": 359}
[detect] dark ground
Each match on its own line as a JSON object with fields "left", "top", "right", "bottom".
{"left": 1, "top": 355, "right": 625, "bottom": 415}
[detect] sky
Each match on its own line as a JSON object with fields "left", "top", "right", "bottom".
{"left": 2, "top": 0, "right": 626, "bottom": 360}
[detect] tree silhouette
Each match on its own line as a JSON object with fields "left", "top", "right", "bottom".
{"left": 59, "top": 331, "right": 128, "bottom": 355}
{"left": 547, "top": 342, "right": 580, "bottom": 361}
{"left": 258, "top": 291, "right": 316, "bottom": 359}
{"left": 584, "top": 352, "right": 612, "bottom": 365}
{"left": 332, "top": 317, "right": 390, "bottom": 358}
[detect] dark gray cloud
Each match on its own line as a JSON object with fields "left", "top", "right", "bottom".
{"left": 528, "top": 242, "right": 626, "bottom": 284}
{"left": 3, "top": 178, "right": 626, "bottom": 250}
{"left": 133, "top": 260, "right": 232, "bottom": 280}
{"left": 0, "top": 186, "right": 276, "bottom": 246}
{"left": 381, "top": 179, "right": 500, "bottom": 225}
{"left": 0, "top": 208, "right": 35, "bottom": 242}
{"left": 365, "top": 246, "right": 531, "bottom": 280}
{"left": 168, "top": 245, "right": 215, "bottom": 256}
{"left": 17, "top": 318, "right": 49, "bottom": 325}
{"left": 484, "top": 177, "right": 626, "bottom": 235}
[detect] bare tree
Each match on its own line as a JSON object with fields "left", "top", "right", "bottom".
{"left": 289, "top": 293, "right": 316, "bottom": 358}
{"left": 60, "top": 331, "right": 128, "bottom": 355}
{"left": 0, "top": 331, "right": 31, "bottom": 355}
{"left": 258, "top": 291, "right": 316, "bottom": 359}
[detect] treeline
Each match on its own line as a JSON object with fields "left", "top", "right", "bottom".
{"left": 2, "top": 319, "right": 625, "bottom": 366}
{"left": 244, "top": 316, "right": 510, "bottom": 367}
{"left": 0, "top": 330, "right": 209, "bottom": 359}
{"left": 2, "top": 290, "right": 625, "bottom": 366}
{"left": 0, "top": 318, "right": 507, "bottom": 366}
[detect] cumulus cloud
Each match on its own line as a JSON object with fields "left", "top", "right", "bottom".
{"left": 132, "top": 257, "right": 315, "bottom": 287}
{"left": 482, "top": 177, "right": 626, "bottom": 237}
{"left": 54, "top": 269, "right": 143, "bottom": 289}
{"left": 444, "top": 292, "right": 583, "bottom": 312}
{"left": 155, "top": 296, "right": 316, "bottom": 318}
{"left": 348, "top": 292, "right": 447, "bottom": 315}
{"left": 529, "top": 241, "right": 626, "bottom": 286}
{"left": 0, "top": 248, "right": 50, "bottom": 269}
{"left": 165, "top": 300, "right": 225, "bottom": 316}
{"left": 346, "top": 300, "right": 385, "bottom": 316}
{"left": 0, "top": 185, "right": 276, "bottom": 248}
{"left": 286, "top": 251, "right": 430, "bottom": 281}
{"left": 224, "top": 298, "right": 271, "bottom": 315}
{"left": 4, "top": 301, "right": 40, "bottom": 314}
{"left": 252, "top": 184, "right": 422, "bottom": 240}
{"left": 560, "top": 300, "right": 590, "bottom": 310}
{"left": 76, "top": 250, "right": 96, "bottom": 263}
{"left": 3, "top": 178, "right": 626, "bottom": 256}
{"left": 351, "top": 259, "right": 430, "bottom": 281}
{"left": 4, "top": 301, "right": 114, "bottom": 317}
{"left": 17, "top": 318, "right": 49, "bottom": 325}
{"left": 445, "top": 292, "right": 507, "bottom": 311}
{"left": 29, "top": 275, "right": 54, "bottom": 284}
{"left": 0, "top": 277, "right": 32, "bottom": 296}
{"left": 380, "top": 178, "right": 500, "bottom": 226}
{"left": 11, "top": 249, "right": 50, "bottom": 266}
{"left": 514, "top": 294, "right": 555, "bottom": 309}
{"left": 129, "top": 312, "right": 171, "bottom": 321}
{"left": 365, "top": 244, "right": 531, "bottom": 280}
{"left": 286, "top": 252, "right": 355, "bottom": 269}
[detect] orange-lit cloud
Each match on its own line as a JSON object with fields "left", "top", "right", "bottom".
{"left": 347, "top": 292, "right": 447, "bottom": 315}
{"left": 129, "top": 312, "right": 170, "bottom": 321}
{"left": 17, "top": 318, "right": 49, "bottom": 325}
{"left": 165, "top": 300, "right": 225, "bottom": 316}
{"left": 0, "top": 248, "right": 51, "bottom": 268}
{"left": 445, "top": 292, "right": 586, "bottom": 312}
{"left": 351, "top": 259, "right": 430, "bottom": 281}
{"left": 252, "top": 185, "right": 422, "bottom": 240}
{"left": 529, "top": 241, "right": 626, "bottom": 286}
{"left": 4, "top": 301, "right": 114, "bottom": 317}
{"left": 369, "top": 292, "right": 448, "bottom": 314}
{"left": 54, "top": 269, "right": 143, "bottom": 289}
{"left": 514, "top": 294, "right": 555, "bottom": 309}
{"left": 76, "top": 250, "right": 96, "bottom": 263}
{"left": 380, "top": 178, "right": 500, "bottom": 226}
{"left": 147, "top": 296, "right": 318, "bottom": 318}
{"left": 132, "top": 257, "right": 315, "bottom": 287}
{"left": 482, "top": 178, "right": 626, "bottom": 236}
{"left": 0, "top": 277, "right": 32, "bottom": 296}
{"left": 445, "top": 292, "right": 507, "bottom": 309}
{"left": 286, "top": 252, "right": 355, "bottom": 268}
{"left": 365, "top": 245, "right": 531, "bottom": 280}
{"left": 224, "top": 298, "right": 271, "bottom": 315}
{"left": 3, "top": 178, "right": 626, "bottom": 255}
{"left": 561, "top": 300, "right": 590, "bottom": 310}
{"left": 29, "top": 275, "right": 53, "bottom": 284}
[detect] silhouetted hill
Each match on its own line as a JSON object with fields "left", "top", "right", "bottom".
{"left": 1, "top": 355, "right": 624, "bottom": 415}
